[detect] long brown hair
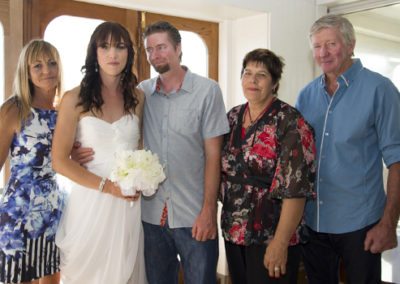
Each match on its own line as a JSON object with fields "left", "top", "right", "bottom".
{"left": 78, "top": 21, "right": 139, "bottom": 115}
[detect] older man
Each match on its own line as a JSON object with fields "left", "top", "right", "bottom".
{"left": 296, "top": 14, "right": 400, "bottom": 283}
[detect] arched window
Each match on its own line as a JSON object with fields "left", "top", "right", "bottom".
{"left": 44, "top": 16, "right": 104, "bottom": 91}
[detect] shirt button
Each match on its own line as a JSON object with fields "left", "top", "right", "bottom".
{"left": 319, "top": 178, "right": 323, "bottom": 182}
{"left": 325, "top": 132, "right": 329, "bottom": 136}
{"left": 328, "top": 110, "right": 333, "bottom": 114}
{"left": 319, "top": 200, "right": 323, "bottom": 205}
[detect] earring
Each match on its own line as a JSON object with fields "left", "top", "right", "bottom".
{"left": 94, "top": 61, "right": 99, "bottom": 73}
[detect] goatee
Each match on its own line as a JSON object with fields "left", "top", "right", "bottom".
{"left": 154, "top": 64, "right": 170, "bottom": 74}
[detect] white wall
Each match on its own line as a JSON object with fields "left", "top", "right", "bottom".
{"left": 216, "top": 0, "right": 317, "bottom": 107}
{"left": 268, "top": 1, "right": 317, "bottom": 106}
{"left": 219, "top": 13, "right": 270, "bottom": 110}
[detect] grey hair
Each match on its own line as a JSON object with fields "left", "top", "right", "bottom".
{"left": 309, "top": 14, "right": 355, "bottom": 46}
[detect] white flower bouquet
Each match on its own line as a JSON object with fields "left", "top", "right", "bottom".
{"left": 109, "top": 149, "right": 166, "bottom": 197}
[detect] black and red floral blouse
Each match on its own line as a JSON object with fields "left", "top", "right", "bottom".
{"left": 220, "top": 98, "right": 316, "bottom": 246}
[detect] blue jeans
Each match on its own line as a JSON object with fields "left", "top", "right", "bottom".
{"left": 142, "top": 221, "right": 218, "bottom": 284}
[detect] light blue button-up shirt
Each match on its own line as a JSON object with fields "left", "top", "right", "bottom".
{"left": 296, "top": 59, "right": 400, "bottom": 234}
{"left": 139, "top": 68, "right": 230, "bottom": 228}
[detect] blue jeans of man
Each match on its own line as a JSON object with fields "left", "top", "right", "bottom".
{"left": 142, "top": 221, "right": 218, "bottom": 284}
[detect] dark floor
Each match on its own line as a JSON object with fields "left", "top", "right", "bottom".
{"left": 216, "top": 263, "right": 308, "bottom": 284}
{"left": 216, "top": 263, "right": 396, "bottom": 284}
{"left": 181, "top": 261, "right": 395, "bottom": 284}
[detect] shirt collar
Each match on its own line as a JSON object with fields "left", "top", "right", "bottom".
{"left": 319, "top": 58, "right": 363, "bottom": 87}
{"left": 150, "top": 66, "right": 192, "bottom": 95}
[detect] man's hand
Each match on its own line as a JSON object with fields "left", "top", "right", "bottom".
{"left": 70, "top": 141, "right": 94, "bottom": 166}
{"left": 364, "top": 221, "right": 398, "bottom": 253}
{"left": 365, "top": 163, "right": 400, "bottom": 254}
{"left": 191, "top": 206, "right": 217, "bottom": 241}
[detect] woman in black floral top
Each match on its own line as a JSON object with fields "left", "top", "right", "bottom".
{"left": 220, "top": 48, "right": 316, "bottom": 284}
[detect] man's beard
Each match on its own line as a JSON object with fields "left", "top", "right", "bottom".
{"left": 153, "top": 63, "right": 170, "bottom": 74}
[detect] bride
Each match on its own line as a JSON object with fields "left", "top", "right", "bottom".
{"left": 52, "top": 22, "right": 147, "bottom": 284}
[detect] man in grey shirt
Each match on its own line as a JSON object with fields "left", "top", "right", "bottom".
{"left": 139, "top": 21, "right": 229, "bottom": 284}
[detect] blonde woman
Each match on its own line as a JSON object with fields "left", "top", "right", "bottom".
{"left": 0, "top": 39, "right": 64, "bottom": 284}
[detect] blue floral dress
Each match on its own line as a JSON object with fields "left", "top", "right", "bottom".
{"left": 0, "top": 108, "right": 65, "bottom": 283}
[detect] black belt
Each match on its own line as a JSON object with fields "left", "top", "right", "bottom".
{"left": 224, "top": 174, "right": 271, "bottom": 189}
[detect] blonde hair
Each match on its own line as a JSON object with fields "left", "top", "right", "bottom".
{"left": 11, "top": 39, "right": 63, "bottom": 124}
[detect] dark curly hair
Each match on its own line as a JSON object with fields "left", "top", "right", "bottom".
{"left": 241, "top": 48, "right": 285, "bottom": 95}
{"left": 78, "top": 22, "right": 138, "bottom": 114}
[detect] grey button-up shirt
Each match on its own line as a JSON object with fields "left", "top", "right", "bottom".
{"left": 139, "top": 68, "right": 229, "bottom": 228}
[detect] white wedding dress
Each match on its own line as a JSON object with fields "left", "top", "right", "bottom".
{"left": 56, "top": 115, "right": 147, "bottom": 284}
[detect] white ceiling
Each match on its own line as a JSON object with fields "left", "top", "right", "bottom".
{"left": 77, "top": 0, "right": 400, "bottom": 42}
{"left": 346, "top": 3, "right": 400, "bottom": 43}
{"left": 365, "top": 3, "right": 400, "bottom": 23}
{"left": 76, "top": 0, "right": 262, "bottom": 21}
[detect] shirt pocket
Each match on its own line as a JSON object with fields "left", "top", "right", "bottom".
{"left": 170, "top": 108, "right": 200, "bottom": 134}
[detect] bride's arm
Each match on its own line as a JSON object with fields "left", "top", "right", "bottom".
{"left": 52, "top": 90, "right": 124, "bottom": 197}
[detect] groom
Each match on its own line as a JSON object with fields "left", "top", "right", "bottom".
{"left": 139, "top": 21, "right": 229, "bottom": 284}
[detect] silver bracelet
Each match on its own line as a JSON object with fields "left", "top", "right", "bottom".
{"left": 98, "top": 177, "right": 107, "bottom": 192}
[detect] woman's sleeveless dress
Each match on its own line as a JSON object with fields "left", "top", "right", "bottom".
{"left": 0, "top": 108, "right": 65, "bottom": 283}
{"left": 55, "top": 115, "right": 147, "bottom": 284}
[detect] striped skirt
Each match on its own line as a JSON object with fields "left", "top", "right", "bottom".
{"left": 0, "top": 236, "right": 60, "bottom": 283}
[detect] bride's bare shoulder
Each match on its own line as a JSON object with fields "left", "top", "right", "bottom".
{"left": 57, "top": 86, "right": 82, "bottom": 114}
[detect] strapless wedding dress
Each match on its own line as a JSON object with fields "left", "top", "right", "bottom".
{"left": 56, "top": 115, "right": 147, "bottom": 284}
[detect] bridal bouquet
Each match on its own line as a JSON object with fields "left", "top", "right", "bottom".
{"left": 109, "top": 149, "right": 166, "bottom": 197}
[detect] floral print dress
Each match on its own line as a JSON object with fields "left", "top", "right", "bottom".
{"left": 220, "top": 99, "right": 316, "bottom": 246}
{"left": 0, "top": 108, "right": 65, "bottom": 283}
